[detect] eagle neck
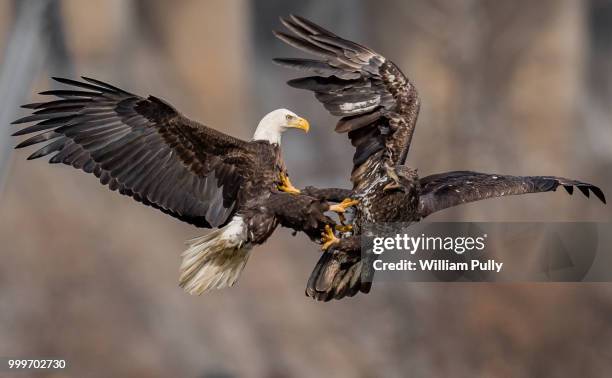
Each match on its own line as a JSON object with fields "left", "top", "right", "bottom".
{"left": 252, "top": 127, "right": 282, "bottom": 145}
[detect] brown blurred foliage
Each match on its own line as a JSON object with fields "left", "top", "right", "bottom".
{"left": 0, "top": 1, "right": 611, "bottom": 377}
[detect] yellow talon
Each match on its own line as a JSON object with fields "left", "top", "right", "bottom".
{"left": 335, "top": 224, "right": 353, "bottom": 233}
{"left": 278, "top": 172, "right": 301, "bottom": 195}
{"left": 321, "top": 225, "right": 339, "bottom": 251}
{"left": 328, "top": 198, "right": 359, "bottom": 213}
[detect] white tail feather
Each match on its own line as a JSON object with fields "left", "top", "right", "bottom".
{"left": 179, "top": 217, "right": 251, "bottom": 295}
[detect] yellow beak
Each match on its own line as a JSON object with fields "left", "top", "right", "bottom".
{"left": 288, "top": 117, "right": 310, "bottom": 133}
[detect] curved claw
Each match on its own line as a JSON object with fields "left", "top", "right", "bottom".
{"left": 278, "top": 184, "right": 301, "bottom": 195}
{"left": 328, "top": 198, "right": 359, "bottom": 214}
{"left": 335, "top": 224, "right": 353, "bottom": 233}
{"left": 278, "top": 172, "right": 301, "bottom": 195}
{"left": 321, "top": 225, "right": 339, "bottom": 251}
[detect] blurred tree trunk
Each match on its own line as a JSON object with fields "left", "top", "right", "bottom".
{"left": 0, "top": 0, "right": 71, "bottom": 193}
{"left": 584, "top": 0, "right": 612, "bottom": 162}
{"left": 145, "top": 0, "right": 251, "bottom": 137}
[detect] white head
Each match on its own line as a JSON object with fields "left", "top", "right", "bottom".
{"left": 252, "top": 108, "right": 310, "bottom": 145}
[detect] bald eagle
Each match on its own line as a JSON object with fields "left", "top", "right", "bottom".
{"left": 273, "top": 15, "right": 606, "bottom": 301}
{"left": 11, "top": 77, "right": 354, "bottom": 294}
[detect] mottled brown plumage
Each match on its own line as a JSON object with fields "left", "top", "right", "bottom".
{"left": 274, "top": 15, "right": 606, "bottom": 301}
{"left": 273, "top": 15, "right": 420, "bottom": 189}
{"left": 10, "top": 16, "right": 607, "bottom": 299}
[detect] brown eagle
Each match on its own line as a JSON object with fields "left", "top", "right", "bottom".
{"left": 274, "top": 15, "right": 606, "bottom": 301}
{"left": 11, "top": 77, "right": 354, "bottom": 294}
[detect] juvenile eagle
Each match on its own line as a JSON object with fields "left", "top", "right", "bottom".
{"left": 11, "top": 77, "right": 353, "bottom": 294}
{"left": 274, "top": 15, "right": 606, "bottom": 301}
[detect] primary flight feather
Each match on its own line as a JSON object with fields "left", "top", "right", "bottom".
{"left": 273, "top": 15, "right": 606, "bottom": 301}
{"left": 11, "top": 76, "right": 347, "bottom": 294}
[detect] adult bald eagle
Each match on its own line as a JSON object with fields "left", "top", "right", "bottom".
{"left": 274, "top": 15, "right": 606, "bottom": 301}
{"left": 11, "top": 77, "right": 352, "bottom": 294}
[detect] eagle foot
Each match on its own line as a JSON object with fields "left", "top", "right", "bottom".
{"left": 278, "top": 172, "right": 300, "bottom": 195}
{"left": 321, "top": 225, "right": 339, "bottom": 251}
{"left": 328, "top": 198, "right": 359, "bottom": 214}
{"left": 335, "top": 224, "right": 353, "bottom": 233}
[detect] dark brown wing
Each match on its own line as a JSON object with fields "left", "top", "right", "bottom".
{"left": 12, "top": 77, "right": 255, "bottom": 228}
{"left": 273, "top": 15, "right": 420, "bottom": 188}
{"left": 418, "top": 171, "right": 606, "bottom": 218}
{"left": 301, "top": 186, "right": 352, "bottom": 203}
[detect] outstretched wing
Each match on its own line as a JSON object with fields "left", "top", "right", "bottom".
{"left": 418, "top": 171, "right": 606, "bottom": 218}
{"left": 274, "top": 15, "right": 420, "bottom": 189}
{"left": 12, "top": 77, "right": 254, "bottom": 228}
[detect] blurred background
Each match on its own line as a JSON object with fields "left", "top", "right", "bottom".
{"left": 0, "top": 0, "right": 611, "bottom": 376}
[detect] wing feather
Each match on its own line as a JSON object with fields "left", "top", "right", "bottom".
{"left": 418, "top": 171, "right": 606, "bottom": 218}
{"left": 13, "top": 77, "right": 254, "bottom": 228}
{"left": 274, "top": 15, "right": 420, "bottom": 188}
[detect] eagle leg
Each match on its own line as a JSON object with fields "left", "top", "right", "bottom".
{"left": 328, "top": 198, "right": 359, "bottom": 214}
{"left": 278, "top": 172, "right": 301, "bottom": 195}
{"left": 321, "top": 225, "right": 340, "bottom": 251}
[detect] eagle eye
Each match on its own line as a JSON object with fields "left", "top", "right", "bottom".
{"left": 285, "top": 114, "right": 294, "bottom": 121}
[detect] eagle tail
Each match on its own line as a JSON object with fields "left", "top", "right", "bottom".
{"left": 179, "top": 216, "right": 251, "bottom": 295}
